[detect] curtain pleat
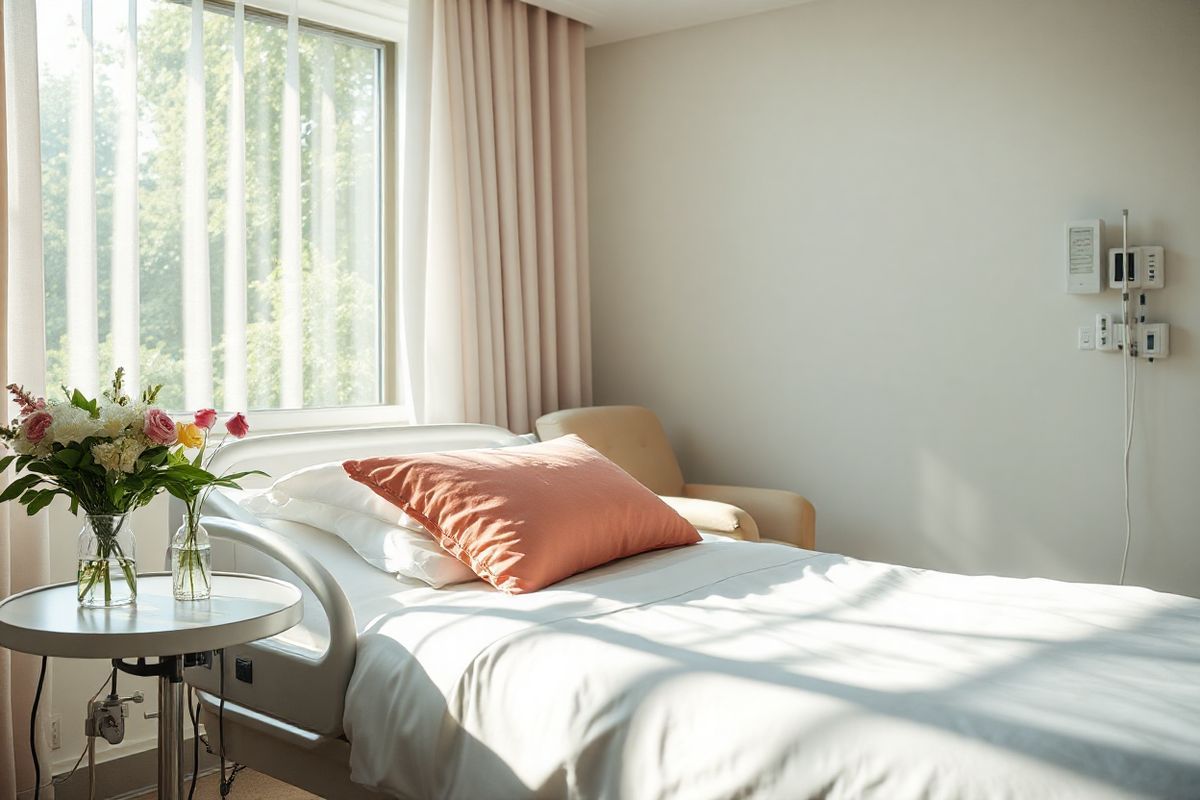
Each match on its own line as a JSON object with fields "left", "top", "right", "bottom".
{"left": 311, "top": 38, "right": 337, "bottom": 403}
{"left": 278, "top": 0, "right": 303, "bottom": 407}
{"left": 66, "top": 0, "right": 97, "bottom": 395}
{"left": 223, "top": 0, "right": 248, "bottom": 412}
{"left": 1, "top": 1, "right": 53, "bottom": 796}
{"left": 416, "top": 0, "right": 589, "bottom": 433}
{"left": 182, "top": 0, "right": 212, "bottom": 408}
{"left": 110, "top": 0, "right": 139, "bottom": 391}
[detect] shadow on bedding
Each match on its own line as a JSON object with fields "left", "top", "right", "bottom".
{"left": 346, "top": 634, "right": 570, "bottom": 800}
{"left": 359, "top": 555, "right": 1200, "bottom": 798}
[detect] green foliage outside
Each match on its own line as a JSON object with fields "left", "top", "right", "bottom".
{"left": 41, "top": 1, "right": 383, "bottom": 412}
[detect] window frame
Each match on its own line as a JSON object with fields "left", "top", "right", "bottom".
{"left": 250, "top": 0, "right": 408, "bottom": 432}
{"left": 179, "top": 0, "right": 409, "bottom": 432}
{"left": 39, "top": 0, "right": 410, "bottom": 431}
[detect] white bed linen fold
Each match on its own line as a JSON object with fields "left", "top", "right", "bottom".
{"left": 341, "top": 537, "right": 1200, "bottom": 800}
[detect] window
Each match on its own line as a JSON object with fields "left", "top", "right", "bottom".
{"left": 36, "top": 0, "right": 395, "bottom": 416}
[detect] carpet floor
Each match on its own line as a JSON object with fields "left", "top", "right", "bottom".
{"left": 131, "top": 769, "right": 320, "bottom": 800}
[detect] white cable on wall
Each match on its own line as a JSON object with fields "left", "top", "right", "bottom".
{"left": 1118, "top": 209, "right": 1136, "bottom": 585}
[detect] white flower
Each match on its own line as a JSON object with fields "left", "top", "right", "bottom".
{"left": 97, "top": 402, "right": 144, "bottom": 439}
{"left": 12, "top": 432, "right": 35, "bottom": 455}
{"left": 46, "top": 404, "right": 101, "bottom": 446}
{"left": 91, "top": 436, "right": 147, "bottom": 474}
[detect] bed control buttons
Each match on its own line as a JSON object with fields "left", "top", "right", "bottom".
{"left": 235, "top": 657, "right": 253, "bottom": 684}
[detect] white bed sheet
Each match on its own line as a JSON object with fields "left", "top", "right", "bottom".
{"left": 336, "top": 536, "right": 1200, "bottom": 800}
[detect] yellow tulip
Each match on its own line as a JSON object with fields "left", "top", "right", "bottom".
{"left": 176, "top": 421, "right": 204, "bottom": 449}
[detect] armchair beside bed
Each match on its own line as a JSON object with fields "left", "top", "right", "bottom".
{"left": 534, "top": 405, "right": 816, "bottom": 549}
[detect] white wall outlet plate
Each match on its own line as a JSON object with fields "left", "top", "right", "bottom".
{"left": 50, "top": 715, "right": 61, "bottom": 750}
{"left": 1096, "top": 313, "right": 1116, "bottom": 351}
{"left": 1078, "top": 325, "right": 1094, "bottom": 350}
{"left": 1140, "top": 322, "right": 1169, "bottom": 358}
{"left": 1137, "top": 245, "right": 1165, "bottom": 289}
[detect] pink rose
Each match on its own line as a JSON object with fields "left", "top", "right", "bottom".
{"left": 194, "top": 408, "right": 218, "bottom": 430}
{"left": 22, "top": 411, "right": 52, "bottom": 444}
{"left": 224, "top": 412, "right": 250, "bottom": 439}
{"left": 143, "top": 408, "right": 178, "bottom": 446}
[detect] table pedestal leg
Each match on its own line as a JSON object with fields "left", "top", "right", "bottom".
{"left": 157, "top": 656, "right": 184, "bottom": 800}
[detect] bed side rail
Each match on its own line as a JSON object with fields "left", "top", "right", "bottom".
{"left": 182, "top": 514, "right": 357, "bottom": 737}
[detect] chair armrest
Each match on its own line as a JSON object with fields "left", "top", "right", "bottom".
{"left": 683, "top": 484, "right": 815, "bottom": 549}
{"left": 659, "top": 495, "right": 760, "bottom": 541}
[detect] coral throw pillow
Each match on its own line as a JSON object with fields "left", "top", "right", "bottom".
{"left": 342, "top": 435, "right": 701, "bottom": 594}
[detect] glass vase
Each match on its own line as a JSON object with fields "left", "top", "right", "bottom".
{"left": 171, "top": 521, "right": 212, "bottom": 601}
{"left": 77, "top": 514, "right": 138, "bottom": 608}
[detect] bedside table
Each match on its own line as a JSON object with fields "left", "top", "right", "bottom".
{"left": 0, "top": 572, "right": 302, "bottom": 800}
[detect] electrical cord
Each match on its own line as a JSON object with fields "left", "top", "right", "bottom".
{"left": 51, "top": 668, "right": 117, "bottom": 790}
{"left": 1118, "top": 209, "right": 1136, "bottom": 586}
{"left": 216, "top": 649, "right": 246, "bottom": 797}
{"left": 1120, "top": 327, "right": 1137, "bottom": 585}
{"left": 189, "top": 686, "right": 200, "bottom": 800}
{"left": 31, "top": 656, "right": 47, "bottom": 800}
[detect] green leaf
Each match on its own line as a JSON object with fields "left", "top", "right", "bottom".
{"left": 0, "top": 454, "right": 16, "bottom": 473}
{"left": 0, "top": 473, "right": 42, "bottom": 503}
{"left": 25, "top": 490, "right": 55, "bottom": 516}
{"left": 166, "top": 464, "right": 217, "bottom": 482}
{"left": 164, "top": 483, "right": 193, "bottom": 502}
{"left": 221, "top": 469, "right": 269, "bottom": 481}
{"left": 53, "top": 448, "right": 83, "bottom": 468}
{"left": 69, "top": 388, "right": 100, "bottom": 418}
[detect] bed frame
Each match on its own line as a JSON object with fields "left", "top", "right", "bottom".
{"left": 181, "top": 423, "right": 528, "bottom": 799}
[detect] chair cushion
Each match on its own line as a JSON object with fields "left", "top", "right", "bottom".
{"left": 343, "top": 435, "right": 701, "bottom": 594}
{"left": 535, "top": 406, "right": 686, "bottom": 496}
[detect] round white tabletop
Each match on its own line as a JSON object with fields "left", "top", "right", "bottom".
{"left": 0, "top": 572, "right": 302, "bottom": 659}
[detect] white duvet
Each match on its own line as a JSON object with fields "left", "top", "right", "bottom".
{"left": 342, "top": 537, "right": 1200, "bottom": 800}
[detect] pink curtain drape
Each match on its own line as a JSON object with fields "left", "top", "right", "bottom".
{"left": 0, "top": 1, "right": 53, "bottom": 797}
{"left": 416, "top": 0, "right": 591, "bottom": 434}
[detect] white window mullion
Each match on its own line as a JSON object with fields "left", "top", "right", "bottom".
{"left": 67, "top": 0, "right": 99, "bottom": 395}
{"left": 279, "top": 1, "right": 304, "bottom": 407}
{"left": 311, "top": 38, "right": 337, "bottom": 404}
{"left": 182, "top": 0, "right": 212, "bottom": 408}
{"left": 223, "top": 0, "right": 248, "bottom": 411}
{"left": 110, "top": 0, "right": 140, "bottom": 390}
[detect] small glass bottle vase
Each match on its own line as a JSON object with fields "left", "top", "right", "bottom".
{"left": 77, "top": 514, "right": 138, "bottom": 608}
{"left": 171, "top": 521, "right": 212, "bottom": 601}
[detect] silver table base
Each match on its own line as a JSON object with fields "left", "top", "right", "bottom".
{"left": 116, "top": 656, "right": 186, "bottom": 800}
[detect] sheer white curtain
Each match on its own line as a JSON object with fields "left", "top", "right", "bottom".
{"left": 1, "top": 2, "right": 53, "bottom": 797}
{"left": 35, "top": 0, "right": 382, "bottom": 414}
{"left": 404, "top": 0, "right": 591, "bottom": 434}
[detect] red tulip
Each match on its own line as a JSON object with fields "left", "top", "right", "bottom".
{"left": 224, "top": 412, "right": 250, "bottom": 439}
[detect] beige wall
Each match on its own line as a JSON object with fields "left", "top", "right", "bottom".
{"left": 586, "top": 0, "right": 1200, "bottom": 595}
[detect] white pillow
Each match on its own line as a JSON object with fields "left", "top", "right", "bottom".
{"left": 239, "top": 462, "right": 477, "bottom": 588}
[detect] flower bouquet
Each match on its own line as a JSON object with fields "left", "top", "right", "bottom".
{"left": 163, "top": 408, "right": 261, "bottom": 601}
{"left": 0, "top": 369, "right": 261, "bottom": 607}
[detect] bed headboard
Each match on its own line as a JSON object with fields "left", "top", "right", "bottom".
{"left": 206, "top": 422, "right": 528, "bottom": 489}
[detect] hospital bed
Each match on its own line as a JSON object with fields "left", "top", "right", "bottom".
{"left": 185, "top": 423, "right": 1200, "bottom": 799}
